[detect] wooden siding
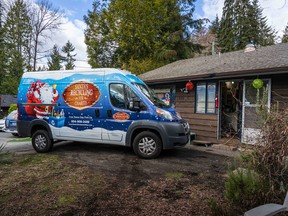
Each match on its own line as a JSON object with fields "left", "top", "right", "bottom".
{"left": 271, "top": 74, "right": 288, "bottom": 109}
{"left": 146, "top": 72, "right": 288, "bottom": 145}
{"left": 174, "top": 83, "right": 218, "bottom": 143}
{"left": 148, "top": 82, "right": 219, "bottom": 143}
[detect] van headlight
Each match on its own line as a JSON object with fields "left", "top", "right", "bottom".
{"left": 156, "top": 108, "right": 173, "bottom": 120}
{"left": 176, "top": 112, "right": 182, "bottom": 119}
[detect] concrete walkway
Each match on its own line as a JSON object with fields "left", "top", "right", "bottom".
{"left": 187, "top": 143, "right": 241, "bottom": 157}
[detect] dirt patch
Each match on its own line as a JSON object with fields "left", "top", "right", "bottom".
{"left": 0, "top": 143, "right": 233, "bottom": 215}
{"left": 86, "top": 171, "right": 227, "bottom": 216}
{"left": 0, "top": 154, "right": 104, "bottom": 216}
{"left": 55, "top": 142, "right": 232, "bottom": 215}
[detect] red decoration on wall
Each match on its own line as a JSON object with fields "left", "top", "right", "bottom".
{"left": 215, "top": 95, "right": 219, "bottom": 108}
{"left": 186, "top": 81, "right": 194, "bottom": 91}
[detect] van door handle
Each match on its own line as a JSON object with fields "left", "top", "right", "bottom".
{"left": 95, "top": 109, "right": 100, "bottom": 117}
{"left": 107, "top": 110, "right": 112, "bottom": 117}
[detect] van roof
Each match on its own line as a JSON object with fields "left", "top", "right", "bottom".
{"left": 23, "top": 68, "right": 131, "bottom": 74}
{"left": 21, "top": 68, "right": 139, "bottom": 82}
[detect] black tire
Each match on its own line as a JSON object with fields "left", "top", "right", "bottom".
{"left": 12, "top": 133, "right": 19, "bottom": 137}
{"left": 133, "top": 131, "right": 162, "bottom": 159}
{"left": 32, "top": 130, "right": 53, "bottom": 153}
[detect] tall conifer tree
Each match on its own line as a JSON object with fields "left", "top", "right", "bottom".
{"left": 47, "top": 45, "right": 63, "bottom": 70}
{"left": 2, "top": 0, "right": 32, "bottom": 90}
{"left": 0, "top": 1, "right": 7, "bottom": 89}
{"left": 219, "top": 0, "right": 275, "bottom": 52}
{"left": 251, "top": 0, "right": 275, "bottom": 46}
{"left": 219, "top": 0, "right": 236, "bottom": 52}
{"left": 282, "top": 23, "right": 288, "bottom": 43}
{"left": 62, "top": 40, "right": 76, "bottom": 70}
{"left": 209, "top": 15, "right": 220, "bottom": 36}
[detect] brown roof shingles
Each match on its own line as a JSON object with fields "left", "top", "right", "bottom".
{"left": 0, "top": 95, "right": 17, "bottom": 108}
{"left": 139, "top": 43, "right": 288, "bottom": 83}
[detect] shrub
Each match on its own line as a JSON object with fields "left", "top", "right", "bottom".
{"left": 222, "top": 107, "right": 288, "bottom": 213}
{"left": 208, "top": 198, "right": 228, "bottom": 216}
{"left": 211, "top": 106, "right": 288, "bottom": 214}
{"left": 253, "top": 107, "right": 288, "bottom": 199}
{"left": 8, "top": 104, "right": 17, "bottom": 114}
{"left": 224, "top": 166, "right": 263, "bottom": 208}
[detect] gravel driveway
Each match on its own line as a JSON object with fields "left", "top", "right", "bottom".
{"left": 2, "top": 136, "right": 236, "bottom": 215}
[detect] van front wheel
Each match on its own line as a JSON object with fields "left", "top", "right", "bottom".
{"left": 133, "top": 131, "right": 162, "bottom": 159}
{"left": 32, "top": 130, "right": 53, "bottom": 153}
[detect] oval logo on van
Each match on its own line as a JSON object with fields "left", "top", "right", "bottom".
{"left": 113, "top": 112, "right": 130, "bottom": 121}
{"left": 63, "top": 81, "right": 101, "bottom": 110}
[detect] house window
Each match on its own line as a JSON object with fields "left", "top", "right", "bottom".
{"left": 196, "top": 82, "right": 216, "bottom": 114}
{"left": 151, "top": 86, "right": 176, "bottom": 107}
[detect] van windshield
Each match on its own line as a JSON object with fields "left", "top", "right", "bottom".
{"left": 133, "top": 83, "right": 170, "bottom": 108}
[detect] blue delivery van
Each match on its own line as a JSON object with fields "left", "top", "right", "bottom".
{"left": 17, "top": 68, "right": 190, "bottom": 159}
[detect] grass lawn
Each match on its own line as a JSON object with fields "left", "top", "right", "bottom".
{"left": 0, "top": 153, "right": 104, "bottom": 215}
{"left": 7, "top": 137, "right": 32, "bottom": 142}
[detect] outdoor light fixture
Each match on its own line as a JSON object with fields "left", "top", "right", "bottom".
{"left": 225, "top": 81, "right": 233, "bottom": 89}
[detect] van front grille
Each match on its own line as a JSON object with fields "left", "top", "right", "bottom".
{"left": 182, "top": 122, "right": 190, "bottom": 134}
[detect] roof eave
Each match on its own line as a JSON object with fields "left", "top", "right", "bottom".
{"left": 143, "top": 66, "right": 288, "bottom": 84}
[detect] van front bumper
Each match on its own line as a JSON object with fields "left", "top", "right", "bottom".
{"left": 161, "top": 121, "right": 190, "bottom": 149}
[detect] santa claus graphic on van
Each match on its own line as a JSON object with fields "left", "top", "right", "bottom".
{"left": 25, "top": 80, "right": 59, "bottom": 119}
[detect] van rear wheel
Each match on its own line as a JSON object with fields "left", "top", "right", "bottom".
{"left": 32, "top": 130, "right": 53, "bottom": 153}
{"left": 133, "top": 131, "right": 162, "bottom": 159}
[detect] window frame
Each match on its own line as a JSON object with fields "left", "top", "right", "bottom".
{"left": 195, "top": 82, "right": 217, "bottom": 114}
{"left": 109, "top": 83, "right": 139, "bottom": 110}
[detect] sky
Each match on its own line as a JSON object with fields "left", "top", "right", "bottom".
{"left": 43, "top": 0, "right": 288, "bottom": 69}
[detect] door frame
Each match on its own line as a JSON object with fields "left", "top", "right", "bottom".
{"left": 241, "top": 79, "right": 271, "bottom": 144}
{"left": 217, "top": 79, "right": 243, "bottom": 140}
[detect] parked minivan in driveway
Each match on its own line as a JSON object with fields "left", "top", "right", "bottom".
{"left": 17, "top": 68, "right": 190, "bottom": 159}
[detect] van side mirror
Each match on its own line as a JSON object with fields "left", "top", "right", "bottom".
{"left": 129, "top": 98, "right": 146, "bottom": 111}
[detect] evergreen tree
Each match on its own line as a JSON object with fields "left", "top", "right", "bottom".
{"left": 281, "top": 23, "right": 288, "bottom": 43}
{"left": 0, "top": 76, "right": 20, "bottom": 95}
{"left": 84, "top": 0, "right": 203, "bottom": 74}
{"left": 47, "top": 45, "right": 63, "bottom": 70}
{"left": 3, "top": 0, "right": 32, "bottom": 80}
{"left": 62, "top": 40, "right": 76, "bottom": 70}
{"left": 234, "top": 0, "right": 253, "bottom": 49}
{"left": 0, "top": 1, "right": 7, "bottom": 89}
{"left": 209, "top": 15, "right": 220, "bottom": 36}
{"left": 208, "top": 15, "right": 221, "bottom": 55}
{"left": 219, "top": 0, "right": 275, "bottom": 52}
{"left": 84, "top": 0, "right": 116, "bottom": 68}
{"left": 219, "top": 0, "right": 236, "bottom": 52}
{"left": 251, "top": 0, "right": 275, "bottom": 46}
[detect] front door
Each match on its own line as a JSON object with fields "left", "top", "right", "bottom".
{"left": 241, "top": 79, "right": 271, "bottom": 144}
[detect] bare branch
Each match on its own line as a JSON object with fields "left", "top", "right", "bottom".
{"left": 30, "top": 0, "right": 63, "bottom": 71}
